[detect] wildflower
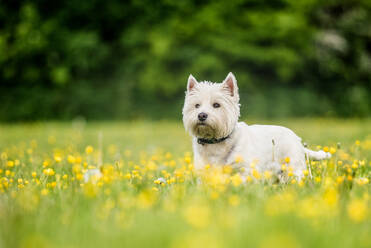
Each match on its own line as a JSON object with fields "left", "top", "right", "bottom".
{"left": 231, "top": 174, "right": 243, "bottom": 187}
{"left": 154, "top": 177, "right": 166, "bottom": 185}
{"left": 246, "top": 176, "right": 253, "bottom": 182}
{"left": 7, "top": 161, "right": 14, "bottom": 168}
{"left": 284, "top": 157, "right": 290, "bottom": 164}
{"left": 252, "top": 169, "right": 261, "bottom": 179}
{"left": 184, "top": 156, "right": 191, "bottom": 164}
{"left": 323, "top": 188, "right": 338, "bottom": 207}
{"left": 235, "top": 155, "right": 243, "bottom": 163}
{"left": 67, "top": 155, "right": 76, "bottom": 164}
{"left": 76, "top": 173, "right": 83, "bottom": 181}
{"left": 356, "top": 178, "right": 369, "bottom": 186}
{"left": 85, "top": 146, "right": 94, "bottom": 154}
{"left": 287, "top": 170, "right": 294, "bottom": 177}
{"left": 50, "top": 182, "right": 57, "bottom": 188}
{"left": 41, "top": 189, "right": 49, "bottom": 196}
{"left": 43, "top": 168, "right": 55, "bottom": 176}
{"left": 336, "top": 176, "right": 344, "bottom": 184}
{"left": 323, "top": 146, "right": 329, "bottom": 152}
{"left": 124, "top": 173, "right": 131, "bottom": 179}
{"left": 298, "top": 180, "right": 304, "bottom": 187}
{"left": 347, "top": 199, "right": 368, "bottom": 222}
{"left": 54, "top": 155, "right": 62, "bottom": 163}
{"left": 31, "top": 172, "right": 37, "bottom": 178}
{"left": 264, "top": 171, "right": 272, "bottom": 180}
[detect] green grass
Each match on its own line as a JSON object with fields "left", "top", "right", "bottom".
{"left": 0, "top": 119, "right": 370, "bottom": 248}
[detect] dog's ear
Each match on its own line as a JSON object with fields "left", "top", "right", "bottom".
{"left": 187, "top": 74, "right": 198, "bottom": 92}
{"left": 222, "top": 72, "right": 238, "bottom": 97}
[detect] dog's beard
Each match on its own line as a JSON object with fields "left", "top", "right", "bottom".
{"left": 193, "top": 123, "right": 216, "bottom": 139}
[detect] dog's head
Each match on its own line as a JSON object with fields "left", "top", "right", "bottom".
{"left": 182, "top": 72, "right": 240, "bottom": 139}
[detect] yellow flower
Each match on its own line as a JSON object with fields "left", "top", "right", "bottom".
{"left": 284, "top": 157, "right": 290, "bottom": 164}
{"left": 43, "top": 168, "right": 55, "bottom": 176}
{"left": 347, "top": 199, "right": 368, "bottom": 222}
{"left": 85, "top": 146, "right": 94, "bottom": 154}
{"left": 264, "top": 171, "right": 272, "bottom": 180}
{"left": 41, "top": 189, "right": 49, "bottom": 196}
{"left": 54, "top": 156, "right": 62, "bottom": 163}
{"left": 32, "top": 172, "right": 37, "bottom": 178}
{"left": 252, "top": 169, "right": 261, "bottom": 179}
{"left": 235, "top": 155, "right": 243, "bottom": 163}
{"left": 184, "top": 157, "right": 191, "bottom": 164}
{"left": 356, "top": 178, "right": 369, "bottom": 185}
{"left": 231, "top": 174, "right": 243, "bottom": 187}
{"left": 76, "top": 173, "right": 83, "bottom": 181}
{"left": 7, "top": 161, "right": 14, "bottom": 168}
{"left": 43, "top": 160, "right": 50, "bottom": 168}
{"left": 67, "top": 155, "right": 76, "bottom": 164}
{"left": 323, "top": 146, "right": 329, "bottom": 152}
{"left": 336, "top": 176, "right": 344, "bottom": 184}
{"left": 50, "top": 182, "right": 57, "bottom": 188}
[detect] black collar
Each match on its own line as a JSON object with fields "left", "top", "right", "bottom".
{"left": 197, "top": 135, "right": 230, "bottom": 145}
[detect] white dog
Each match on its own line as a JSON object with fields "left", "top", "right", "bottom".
{"left": 182, "top": 72, "right": 331, "bottom": 180}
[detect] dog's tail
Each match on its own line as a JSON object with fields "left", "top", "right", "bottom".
{"left": 304, "top": 148, "right": 331, "bottom": 161}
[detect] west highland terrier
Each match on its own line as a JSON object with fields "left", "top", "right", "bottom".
{"left": 182, "top": 72, "right": 331, "bottom": 180}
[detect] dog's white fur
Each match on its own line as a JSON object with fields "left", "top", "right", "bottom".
{"left": 182, "top": 72, "right": 331, "bottom": 180}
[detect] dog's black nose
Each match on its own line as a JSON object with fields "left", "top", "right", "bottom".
{"left": 198, "top": 112, "right": 208, "bottom": 121}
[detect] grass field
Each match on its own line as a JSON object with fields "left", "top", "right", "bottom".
{"left": 0, "top": 119, "right": 370, "bottom": 248}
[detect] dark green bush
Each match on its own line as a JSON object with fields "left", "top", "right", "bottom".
{"left": 0, "top": 0, "right": 370, "bottom": 121}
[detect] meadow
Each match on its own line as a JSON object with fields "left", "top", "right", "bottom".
{"left": 0, "top": 119, "right": 370, "bottom": 248}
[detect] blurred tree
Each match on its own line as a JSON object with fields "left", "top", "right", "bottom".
{"left": 0, "top": 0, "right": 370, "bottom": 120}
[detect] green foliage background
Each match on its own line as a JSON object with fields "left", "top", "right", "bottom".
{"left": 0, "top": 0, "right": 370, "bottom": 121}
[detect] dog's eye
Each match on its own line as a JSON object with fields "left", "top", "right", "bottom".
{"left": 213, "top": 103, "right": 220, "bottom": 108}
{"left": 195, "top": 104, "right": 200, "bottom": 108}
